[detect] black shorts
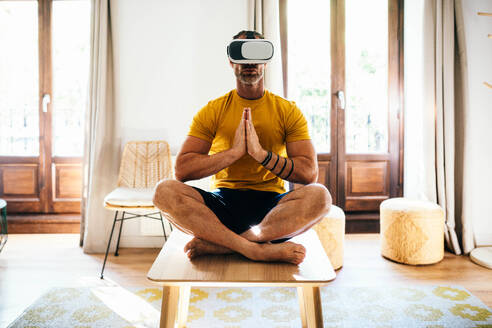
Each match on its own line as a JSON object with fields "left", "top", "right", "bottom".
{"left": 192, "top": 187, "right": 292, "bottom": 243}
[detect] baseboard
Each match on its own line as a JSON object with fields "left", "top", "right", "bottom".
{"left": 7, "top": 214, "right": 81, "bottom": 233}
{"left": 346, "top": 212, "right": 380, "bottom": 233}
{"left": 346, "top": 219, "right": 380, "bottom": 233}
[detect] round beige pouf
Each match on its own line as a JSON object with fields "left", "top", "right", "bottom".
{"left": 470, "top": 247, "right": 492, "bottom": 269}
{"left": 380, "top": 198, "right": 445, "bottom": 265}
{"left": 312, "top": 205, "right": 345, "bottom": 270}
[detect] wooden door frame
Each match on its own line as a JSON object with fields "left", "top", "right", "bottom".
{"left": 39, "top": 0, "right": 53, "bottom": 213}
{"left": 389, "top": 0, "right": 404, "bottom": 198}
{"left": 332, "top": 0, "right": 345, "bottom": 208}
{"left": 397, "top": 0, "right": 405, "bottom": 195}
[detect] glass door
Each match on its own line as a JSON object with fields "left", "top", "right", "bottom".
{"left": 0, "top": 0, "right": 90, "bottom": 213}
{"left": 50, "top": 0, "right": 90, "bottom": 213}
{"left": 287, "top": 0, "right": 403, "bottom": 214}
{"left": 0, "top": 1, "right": 44, "bottom": 212}
{"left": 338, "top": 0, "right": 402, "bottom": 212}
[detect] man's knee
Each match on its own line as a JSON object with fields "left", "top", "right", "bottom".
{"left": 153, "top": 179, "right": 184, "bottom": 211}
{"left": 303, "top": 183, "right": 332, "bottom": 217}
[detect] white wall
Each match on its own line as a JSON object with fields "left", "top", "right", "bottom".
{"left": 110, "top": 0, "right": 249, "bottom": 247}
{"left": 461, "top": 0, "right": 492, "bottom": 246}
{"left": 111, "top": 0, "right": 249, "bottom": 154}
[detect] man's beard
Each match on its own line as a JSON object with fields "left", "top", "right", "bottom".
{"left": 236, "top": 71, "right": 263, "bottom": 85}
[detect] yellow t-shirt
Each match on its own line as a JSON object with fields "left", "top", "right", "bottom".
{"left": 188, "top": 89, "right": 310, "bottom": 193}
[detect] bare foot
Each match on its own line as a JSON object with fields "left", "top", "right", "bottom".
{"left": 184, "top": 237, "right": 234, "bottom": 259}
{"left": 250, "top": 242, "right": 306, "bottom": 265}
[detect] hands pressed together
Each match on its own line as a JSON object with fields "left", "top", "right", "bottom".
{"left": 231, "top": 107, "right": 267, "bottom": 163}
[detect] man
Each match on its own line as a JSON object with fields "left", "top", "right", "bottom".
{"left": 153, "top": 30, "right": 331, "bottom": 265}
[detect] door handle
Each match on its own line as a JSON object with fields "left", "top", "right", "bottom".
{"left": 337, "top": 91, "right": 345, "bottom": 110}
{"left": 42, "top": 94, "right": 51, "bottom": 113}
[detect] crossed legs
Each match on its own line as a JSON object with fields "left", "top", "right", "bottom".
{"left": 152, "top": 179, "right": 331, "bottom": 264}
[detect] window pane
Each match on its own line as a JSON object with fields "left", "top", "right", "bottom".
{"left": 52, "top": 0, "right": 90, "bottom": 157}
{"left": 0, "top": 2, "right": 39, "bottom": 156}
{"left": 345, "top": 0, "right": 388, "bottom": 153}
{"left": 288, "top": 0, "right": 331, "bottom": 153}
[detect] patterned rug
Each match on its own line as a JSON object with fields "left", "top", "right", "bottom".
{"left": 8, "top": 285, "right": 492, "bottom": 328}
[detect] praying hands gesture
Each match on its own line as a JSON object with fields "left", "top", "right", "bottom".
{"left": 244, "top": 108, "right": 268, "bottom": 162}
{"left": 231, "top": 107, "right": 267, "bottom": 163}
{"left": 231, "top": 109, "right": 247, "bottom": 159}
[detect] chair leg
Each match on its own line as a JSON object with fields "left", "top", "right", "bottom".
{"left": 115, "top": 211, "right": 125, "bottom": 256}
{"left": 159, "top": 212, "right": 167, "bottom": 241}
{"left": 101, "top": 211, "right": 119, "bottom": 279}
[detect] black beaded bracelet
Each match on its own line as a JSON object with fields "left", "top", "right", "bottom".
{"left": 278, "top": 157, "right": 288, "bottom": 176}
{"left": 271, "top": 154, "right": 280, "bottom": 171}
{"left": 261, "top": 151, "right": 272, "bottom": 166}
{"left": 285, "top": 159, "right": 294, "bottom": 179}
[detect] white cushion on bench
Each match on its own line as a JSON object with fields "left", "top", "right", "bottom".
{"left": 104, "top": 187, "right": 155, "bottom": 207}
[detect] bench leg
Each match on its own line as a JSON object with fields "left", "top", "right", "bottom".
{"left": 160, "top": 286, "right": 190, "bottom": 328}
{"left": 297, "top": 286, "right": 323, "bottom": 328}
{"left": 177, "top": 286, "right": 190, "bottom": 327}
{"left": 161, "top": 286, "right": 179, "bottom": 328}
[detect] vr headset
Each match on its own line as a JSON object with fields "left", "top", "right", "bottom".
{"left": 227, "top": 39, "right": 274, "bottom": 64}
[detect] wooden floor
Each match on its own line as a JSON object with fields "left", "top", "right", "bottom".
{"left": 0, "top": 233, "right": 491, "bottom": 327}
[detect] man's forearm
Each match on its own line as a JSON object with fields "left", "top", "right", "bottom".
{"left": 175, "top": 149, "right": 241, "bottom": 182}
{"left": 256, "top": 150, "right": 317, "bottom": 185}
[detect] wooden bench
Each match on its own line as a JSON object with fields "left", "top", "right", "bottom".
{"left": 147, "top": 229, "right": 335, "bottom": 327}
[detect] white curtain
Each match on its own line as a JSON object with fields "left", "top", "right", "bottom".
{"left": 80, "top": 0, "right": 121, "bottom": 253}
{"left": 404, "top": 0, "right": 474, "bottom": 254}
{"left": 248, "top": 0, "right": 287, "bottom": 97}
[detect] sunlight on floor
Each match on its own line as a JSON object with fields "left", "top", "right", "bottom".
{"left": 91, "top": 285, "right": 160, "bottom": 328}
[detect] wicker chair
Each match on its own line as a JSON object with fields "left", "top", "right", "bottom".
{"left": 101, "top": 141, "right": 174, "bottom": 279}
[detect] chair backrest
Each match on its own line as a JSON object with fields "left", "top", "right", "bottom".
{"left": 117, "top": 141, "right": 173, "bottom": 188}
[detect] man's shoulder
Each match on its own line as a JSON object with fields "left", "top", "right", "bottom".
{"left": 266, "top": 90, "right": 297, "bottom": 110}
